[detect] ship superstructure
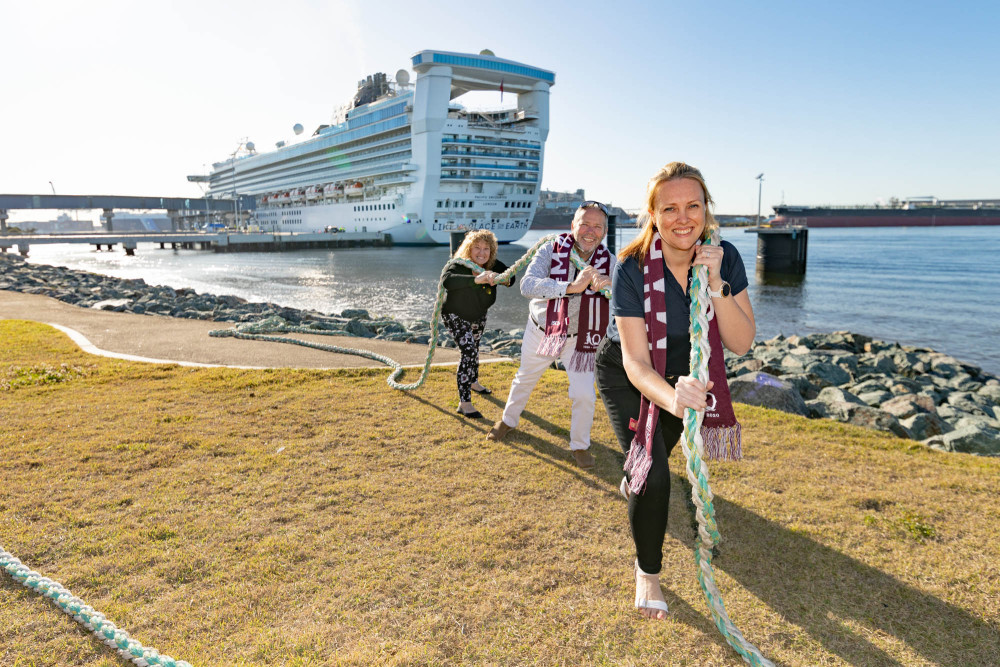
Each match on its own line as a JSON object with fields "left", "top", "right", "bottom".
{"left": 204, "top": 49, "right": 555, "bottom": 245}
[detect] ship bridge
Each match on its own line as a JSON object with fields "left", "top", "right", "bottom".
{"left": 411, "top": 50, "right": 555, "bottom": 98}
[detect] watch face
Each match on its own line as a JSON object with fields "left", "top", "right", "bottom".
{"left": 722, "top": 282, "right": 731, "bottom": 297}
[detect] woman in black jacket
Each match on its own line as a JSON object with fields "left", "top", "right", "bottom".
{"left": 441, "top": 230, "right": 515, "bottom": 418}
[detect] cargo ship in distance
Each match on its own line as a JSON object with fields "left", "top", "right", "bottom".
{"left": 202, "top": 49, "right": 554, "bottom": 245}
{"left": 770, "top": 198, "right": 1000, "bottom": 228}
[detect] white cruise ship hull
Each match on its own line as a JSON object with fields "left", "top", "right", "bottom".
{"left": 204, "top": 49, "right": 555, "bottom": 246}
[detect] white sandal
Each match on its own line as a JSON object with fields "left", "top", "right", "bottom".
{"left": 634, "top": 560, "right": 669, "bottom": 616}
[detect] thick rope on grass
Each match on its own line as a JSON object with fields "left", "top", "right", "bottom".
{"left": 209, "top": 234, "right": 611, "bottom": 391}
{"left": 0, "top": 546, "right": 191, "bottom": 667}
{"left": 682, "top": 231, "right": 774, "bottom": 667}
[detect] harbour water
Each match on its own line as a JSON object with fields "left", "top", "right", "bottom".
{"left": 16, "top": 226, "right": 1000, "bottom": 375}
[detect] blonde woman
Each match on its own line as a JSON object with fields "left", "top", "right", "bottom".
{"left": 595, "top": 162, "right": 755, "bottom": 619}
{"left": 441, "top": 230, "right": 516, "bottom": 418}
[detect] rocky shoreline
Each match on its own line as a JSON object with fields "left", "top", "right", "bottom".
{"left": 725, "top": 333, "right": 1000, "bottom": 455}
{"left": 2, "top": 253, "right": 998, "bottom": 455}
{"left": 0, "top": 254, "right": 526, "bottom": 356}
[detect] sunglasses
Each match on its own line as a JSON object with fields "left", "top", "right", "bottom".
{"left": 578, "top": 200, "right": 610, "bottom": 217}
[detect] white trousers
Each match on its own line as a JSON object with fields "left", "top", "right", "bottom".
{"left": 500, "top": 318, "right": 597, "bottom": 451}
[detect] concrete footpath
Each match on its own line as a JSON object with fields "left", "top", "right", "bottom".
{"left": 0, "top": 291, "right": 503, "bottom": 370}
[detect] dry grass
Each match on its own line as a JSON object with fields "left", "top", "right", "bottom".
{"left": 1, "top": 319, "right": 999, "bottom": 666}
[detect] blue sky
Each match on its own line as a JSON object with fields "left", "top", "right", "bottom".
{"left": 2, "top": 0, "right": 997, "bottom": 220}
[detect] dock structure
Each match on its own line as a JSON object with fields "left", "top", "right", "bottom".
{"left": 0, "top": 193, "right": 257, "bottom": 234}
{"left": 0, "top": 231, "right": 390, "bottom": 256}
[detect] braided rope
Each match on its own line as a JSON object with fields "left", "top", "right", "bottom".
{"left": 0, "top": 546, "right": 191, "bottom": 666}
{"left": 208, "top": 234, "right": 610, "bottom": 390}
{"left": 682, "top": 233, "right": 773, "bottom": 667}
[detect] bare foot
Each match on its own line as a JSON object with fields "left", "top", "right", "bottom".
{"left": 634, "top": 565, "right": 669, "bottom": 620}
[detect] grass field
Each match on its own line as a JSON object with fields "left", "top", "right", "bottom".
{"left": 2, "top": 319, "right": 999, "bottom": 666}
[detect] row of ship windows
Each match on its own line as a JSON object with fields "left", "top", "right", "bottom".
{"left": 436, "top": 201, "right": 532, "bottom": 209}
{"left": 354, "top": 203, "right": 397, "bottom": 212}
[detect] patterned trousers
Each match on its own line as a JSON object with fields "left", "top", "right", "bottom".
{"left": 442, "top": 312, "right": 487, "bottom": 402}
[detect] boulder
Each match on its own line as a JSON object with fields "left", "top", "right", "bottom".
{"left": 858, "top": 390, "right": 893, "bottom": 407}
{"left": 340, "top": 308, "right": 370, "bottom": 319}
{"left": 781, "top": 373, "right": 819, "bottom": 400}
{"left": 91, "top": 298, "right": 130, "bottom": 311}
{"left": 900, "top": 412, "right": 951, "bottom": 440}
{"left": 805, "top": 361, "right": 852, "bottom": 388}
{"left": 729, "top": 372, "right": 809, "bottom": 417}
{"left": 837, "top": 404, "right": 911, "bottom": 438}
{"left": 817, "top": 387, "right": 866, "bottom": 406}
{"left": 880, "top": 394, "right": 933, "bottom": 419}
{"left": 924, "top": 424, "right": 1000, "bottom": 456}
{"left": 345, "top": 319, "right": 375, "bottom": 338}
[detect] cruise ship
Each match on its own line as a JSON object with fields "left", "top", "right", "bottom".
{"left": 202, "top": 50, "right": 554, "bottom": 245}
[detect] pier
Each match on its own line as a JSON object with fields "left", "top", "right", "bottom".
{"left": 0, "top": 193, "right": 257, "bottom": 234}
{"left": 0, "top": 230, "right": 390, "bottom": 256}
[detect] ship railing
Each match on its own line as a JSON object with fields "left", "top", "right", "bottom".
{"left": 441, "top": 149, "right": 539, "bottom": 161}
{"left": 440, "top": 162, "right": 539, "bottom": 172}
{"left": 441, "top": 174, "right": 538, "bottom": 183}
{"left": 441, "top": 137, "right": 541, "bottom": 150}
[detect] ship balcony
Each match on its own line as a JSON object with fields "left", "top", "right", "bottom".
{"left": 440, "top": 148, "right": 539, "bottom": 161}
{"left": 440, "top": 173, "right": 538, "bottom": 183}
{"left": 441, "top": 162, "right": 539, "bottom": 172}
{"left": 441, "top": 137, "right": 541, "bottom": 150}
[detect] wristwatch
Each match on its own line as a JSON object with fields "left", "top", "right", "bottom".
{"left": 708, "top": 281, "right": 731, "bottom": 298}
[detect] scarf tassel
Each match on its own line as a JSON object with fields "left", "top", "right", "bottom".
{"left": 536, "top": 334, "right": 566, "bottom": 358}
{"left": 569, "top": 349, "right": 595, "bottom": 373}
{"left": 624, "top": 439, "right": 652, "bottom": 494}
{"left": 700, "top": 423, "right": 743, "bottom": 461}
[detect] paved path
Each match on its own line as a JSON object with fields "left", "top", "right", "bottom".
{"left": 0, "top": 291, "right": 504, "bottom": 370}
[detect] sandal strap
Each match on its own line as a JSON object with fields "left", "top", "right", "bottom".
{"left": 635, "top": 598, "right": 669, "bottom": 613}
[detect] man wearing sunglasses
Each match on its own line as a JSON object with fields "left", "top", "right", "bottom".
{"left": 487, "top": 201, "right": 615, "bottom": 469}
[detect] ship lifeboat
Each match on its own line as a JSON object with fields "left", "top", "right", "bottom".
{"left": 290, "top": 188, "right": 306, "bottom": 203}
{"left": 276, "top": 191, "right": 291, "bottom": 205}
{"left": 345, "top": 182, "right": 364, "bottom": 197}
{"left": 305, "top": 185, "right": 321, "bottom": 201}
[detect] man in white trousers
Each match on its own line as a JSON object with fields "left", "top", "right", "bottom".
{"left": 487, "top": 201, "right": 615, "bottom": 468}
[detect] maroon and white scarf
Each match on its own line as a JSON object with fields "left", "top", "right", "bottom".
{"left": 536, "top": 232, "right": 611, "bottom": 373}
{"left": 624, "top": 232, "right": 742, "bottom": 494}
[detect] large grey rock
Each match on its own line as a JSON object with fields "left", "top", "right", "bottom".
{"left": 805, "top": 361, "right": 852, "bottom": 388}
{"left": 836, "top": 404, "right": 911, "bottom": 438}
{"left": 345, "top": 319, "right": 375, "bottom": 338}
{"left": 880, "top": 394, "right": 934, "bottom": 419}
{"left": 924, "top": 424, "right": 1000, "bottom": 456}
{"left": 900, "top": 413, "right": 952, "bottom": 440}
{"left": 817, "top": 387, "right": 866, "bottom": 406}
{"left": 977, "top": 385, "right": 1000, "bottom": 403}
{"left": 91, "top": 298, "right": 130, "bottom": 311}
{"left": 781, "top": 373, "right": 819, "bottom": 400}
{"left": 948, "top": 392, "right": 990, "bottom": 416}
{"left": 858, "top": 390, "right": 893, "bottom": 407}
{"left": 729, "top": 371, "right": 809, "bottom": 417}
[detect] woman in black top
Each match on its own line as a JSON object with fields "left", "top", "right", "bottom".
{"left": 441, "top": 230, "right": 515, "bottom": 418}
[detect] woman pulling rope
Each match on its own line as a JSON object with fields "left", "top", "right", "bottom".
{"left": 594, "top": 162, "right": 772, "bottom": 665}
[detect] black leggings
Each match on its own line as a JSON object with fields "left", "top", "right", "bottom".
{"left": 442, "top": 312, "right": 487, "bottom": 402}
{"left": 595, "top": 336, "right": 683, "bottom": 575}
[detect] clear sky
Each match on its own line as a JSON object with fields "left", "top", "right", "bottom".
{"left": 2, "top": 0, "right": 998, "bottom": 221}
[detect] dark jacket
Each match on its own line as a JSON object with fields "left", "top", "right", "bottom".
{"left": 441, "top": 259, "right": 515, "bottom": 321}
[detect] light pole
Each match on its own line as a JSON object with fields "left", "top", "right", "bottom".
{"left": 755, "top": 173, "right": 765, "bottom": 226}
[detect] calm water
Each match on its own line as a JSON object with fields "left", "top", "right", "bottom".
{"left": 16, "top": 226, "right": 1000, "bottom": 375}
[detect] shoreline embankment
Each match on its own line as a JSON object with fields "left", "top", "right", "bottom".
{"left": 1, "top": 253, "right": 997, "bottom": 455}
